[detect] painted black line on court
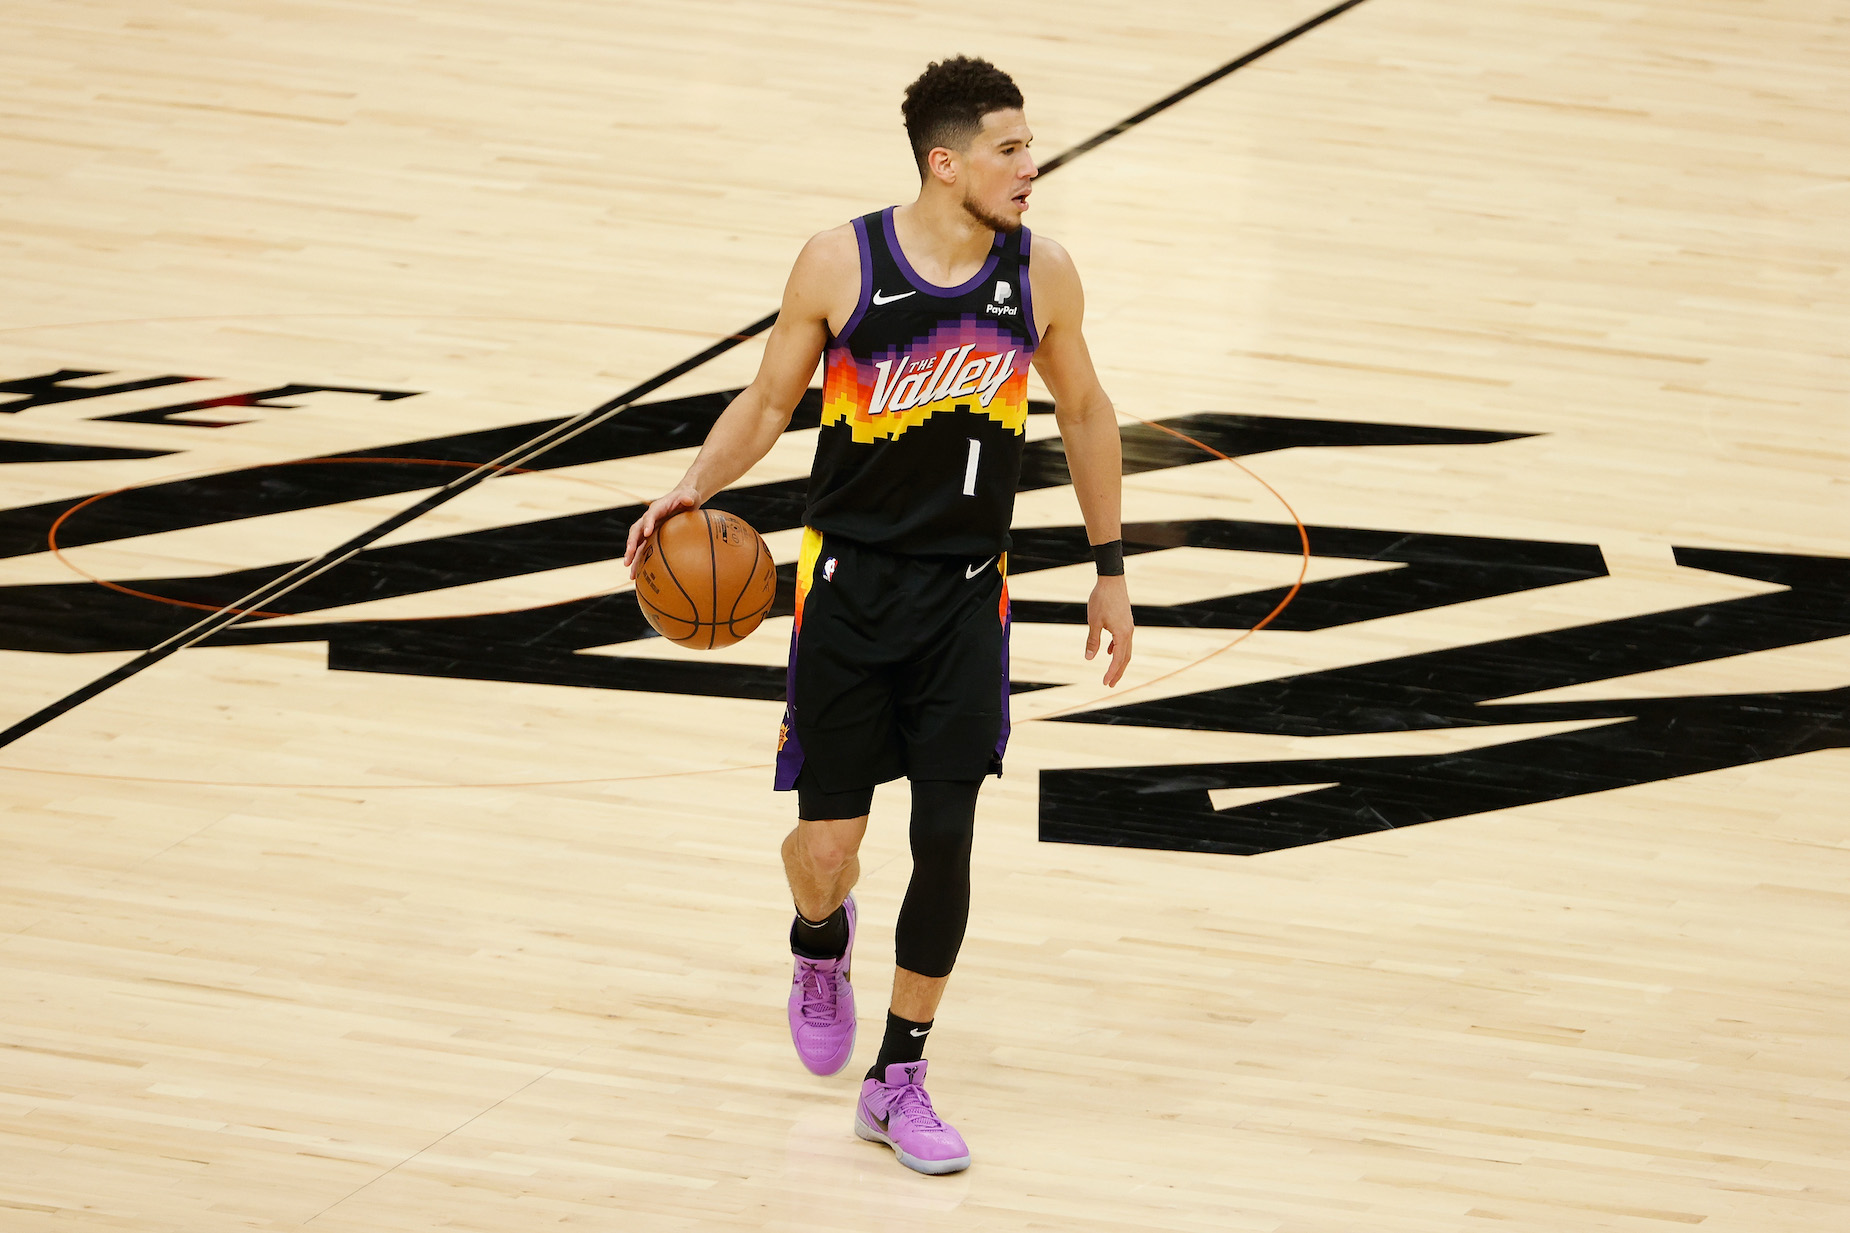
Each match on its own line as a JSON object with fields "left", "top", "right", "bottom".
{"left": 1035, "top": 0, "right": 1374, "bottom": 175}
{"left": 0, "top": 0, "right": 1373, "bottom": 751}
{"left": 0, "top": 315, "right": 776, "bottom": 749}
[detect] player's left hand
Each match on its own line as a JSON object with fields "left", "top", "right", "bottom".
{"left": 1085, "top": 574, "right": 1134, "bottom": 687}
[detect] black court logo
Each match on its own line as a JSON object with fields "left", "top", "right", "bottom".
{"left": 1, "top": 373, "right": 1842, "bottom": 855}
{"left": 1, "top": 368, "right": 416, "bottom": 428}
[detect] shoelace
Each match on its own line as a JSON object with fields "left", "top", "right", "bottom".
{"left": 796, "top": 962, "right": 842, "bottom": 1024}
{"left": 889, "top": 1082, "right": 946, "bottom": 1131}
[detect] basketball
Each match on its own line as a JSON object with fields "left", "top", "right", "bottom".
{"left": 633, "top": 508, "right": 778, "bottom": 649}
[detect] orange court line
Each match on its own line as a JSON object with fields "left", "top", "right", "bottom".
{"left": 47, "top": 455, "right": 642, "bottom": 620}
{"left": 10, "top": 408, "right": 1307, "bottom": 789}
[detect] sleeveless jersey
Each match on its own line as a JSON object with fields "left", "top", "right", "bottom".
{"left": 804, "top": 206, "right": 1038, "bottom": 556}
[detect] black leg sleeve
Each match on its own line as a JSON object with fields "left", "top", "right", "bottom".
{"left": 892, "top": 778, "right": 981, "bottom": 979}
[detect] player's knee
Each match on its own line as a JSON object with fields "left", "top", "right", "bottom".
{"left": 909, "top": 818, "right": 973, "bottom": 878}
{"left": 796, "top": 822, "right": 862, "bottom": 876}
{"left": 908, "top": 779, "right": 979, "bottom": 870}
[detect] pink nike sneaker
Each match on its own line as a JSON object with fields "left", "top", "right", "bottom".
{"left": 854, "top": 1060, "right": 970, "bottom": 1175}
{"left": 787, "top": 894, "right": 856, "bottom": 1076}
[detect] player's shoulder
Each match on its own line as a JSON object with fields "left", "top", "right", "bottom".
{"left": 1027, "top": 230, "right": 1075, "bottom": 271}
{"left": 783, "top": 223, "right": 861, "bottom": 318}
{"left": 1026, "top": 231, "right": 1082, "bottom": 289}
{"left": 794, "top": 222, "right": 859, "bottom": 275}
{"left": 1025, "top": 230, "right": 1083, "bottom": 313}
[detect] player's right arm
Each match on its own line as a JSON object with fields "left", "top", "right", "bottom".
{"left": 623, "top": 226, "right": 855, "bottom": 572}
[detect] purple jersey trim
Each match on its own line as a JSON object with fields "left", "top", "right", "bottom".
{"left": 774, "top": 535, "right": 817, "bottom": 792}
{"left": 775, "top": 620, "right": 805, "bottom": 791}
{"left": 1018, "top": 227, "right": 1040, "bottom": 350}
{"left": 994, "top": 595, "right": 1013, "bottom": 767}
{"left": 774, "top": 717, "right": 804, "bottom": 790}
{"left": 833, "top": 215, "right": 876, "bottom": 347}
{"left": 882, "top": 206, "right": 1002, "bottom": 298}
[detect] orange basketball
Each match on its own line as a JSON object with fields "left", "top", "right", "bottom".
{"left": 633, "top": 508, "right": 778, "bottom": 649}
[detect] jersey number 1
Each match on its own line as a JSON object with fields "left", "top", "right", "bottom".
{"left": 962, "top": 438, "right": 980, "bottom": 497}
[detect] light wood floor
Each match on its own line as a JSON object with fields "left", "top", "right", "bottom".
{"left": 2, "top": 1, "right": 1846, "bottom": 1229}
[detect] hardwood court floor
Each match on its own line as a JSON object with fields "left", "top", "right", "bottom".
{"left": 1, "top": 1, "right": 1846, "bottom": 1229}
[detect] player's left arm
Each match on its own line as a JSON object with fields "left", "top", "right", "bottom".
{"left": 1030, "top": 236, "right": 1133, "bottom": 688}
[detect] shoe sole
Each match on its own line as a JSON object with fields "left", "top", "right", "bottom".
{"left": 854, "top": 1113, "right": 971, "bottom": 1175}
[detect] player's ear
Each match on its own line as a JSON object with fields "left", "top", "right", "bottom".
{"left": 926, "top": 145, "right": 958, "bottom": 187}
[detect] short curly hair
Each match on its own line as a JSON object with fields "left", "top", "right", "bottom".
{"left": 901, "top": 57, "right": 1025, "bottom": 175}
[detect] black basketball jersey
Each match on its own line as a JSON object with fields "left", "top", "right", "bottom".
{"left": 804, "top": 206, "right": 1038, "bottom": 556}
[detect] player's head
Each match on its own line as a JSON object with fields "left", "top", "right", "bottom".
{"left": 902, "top": 56, "right": 1035, "bottom": 233}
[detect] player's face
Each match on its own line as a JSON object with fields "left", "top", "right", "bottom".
{"left": 958, "top": 109, "right": 1036, "bottom": 233}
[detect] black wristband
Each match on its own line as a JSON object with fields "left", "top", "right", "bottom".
{"left": 1092, "top": 539, "right": 1125, "bottom": 576}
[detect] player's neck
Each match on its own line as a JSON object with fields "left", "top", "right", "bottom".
{"left": 891, "top": 195, "right": 995, "bottom": 288}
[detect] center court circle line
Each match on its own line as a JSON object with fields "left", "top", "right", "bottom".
{"left": 1022, "top": 408, "right": 1310, "bottom": 723}
{"left": 47, "top": 455, "right": 646, "bottom": 621}
{"left": 1, "top": 0, "right": 1373, "bottom": 780}
{"left": 1, "top": 410, "right": 1307, "bottom": 789}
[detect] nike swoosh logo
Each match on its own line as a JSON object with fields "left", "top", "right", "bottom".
{"left": 871, "top": 290, "right": 916, "bottom": 305}
{"left": 965, "top": 557, "right": 996, "bottom": 579}
{"left": 909, "top": 1027, "right": 931, "bottom": 1037}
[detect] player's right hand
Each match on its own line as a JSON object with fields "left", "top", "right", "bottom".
{"left": 624, "top": 485, "right": 702, "bottom": 576}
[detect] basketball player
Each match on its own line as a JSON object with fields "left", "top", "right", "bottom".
{"left": 624, "top": 57, "right": 1132, "bottom": 1175}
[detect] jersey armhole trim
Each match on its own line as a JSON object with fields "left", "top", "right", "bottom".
{"left": 1019, "top": 227, "right": 1040, "bottom": 351}
{"left": 833, "top": 214, "right": 876, "bottom": 347}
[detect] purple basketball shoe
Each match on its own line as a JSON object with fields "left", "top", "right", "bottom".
{"left": 787, "top": 894, "right": 856, "bottom": 1076}
{"left": 854, "top": 1060, "right": 971, "bottom": 1175}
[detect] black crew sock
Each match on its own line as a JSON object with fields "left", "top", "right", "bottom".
{"left": 866, "top": 1010, "right": 932, "bottom": 1081}
{"left": 790, "top": 903, "right": 849, "bottom": 960}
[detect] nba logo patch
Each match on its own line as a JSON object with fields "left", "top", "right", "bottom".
{"left": 823, "top": 557, "right": 838, "bottom": 581}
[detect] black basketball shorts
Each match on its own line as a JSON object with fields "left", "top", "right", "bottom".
{"left": 774, "top": 528, "right": 1011, "bottom": 796}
